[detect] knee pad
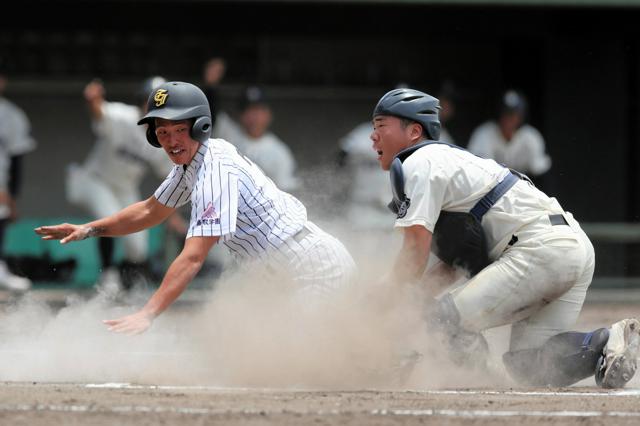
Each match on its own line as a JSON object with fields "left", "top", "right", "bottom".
{"left": 503, "top": 328, "right": 609, "bottom": 386}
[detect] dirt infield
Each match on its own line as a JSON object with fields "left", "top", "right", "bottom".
{"left": 0, "top": 382, "right": 639, "bottom": 425}
{"left": 0, "top": 297, "right": 638, "bottom": 425}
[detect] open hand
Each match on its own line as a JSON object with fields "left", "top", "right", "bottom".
{"left": 103, "top": 310, "right": 153, "bottom": 336}
{"left": 34, "top": 223, "right": 90, "bottom": 244}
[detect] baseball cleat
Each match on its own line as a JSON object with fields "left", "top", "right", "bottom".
{"left": 596, "top": 318, "right": 640, "bottom": 389}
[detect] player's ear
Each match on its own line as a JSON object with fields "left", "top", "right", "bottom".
{"left": 409, "top": 122, "right": 424, "bottom": 142}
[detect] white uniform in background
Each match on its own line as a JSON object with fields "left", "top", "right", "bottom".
{"left": 0, "top": 98, "right": 37, "bottom": 156}
{"left": 0, "top": 97, "right": 37, "bottom": 193}
{"left": 397, "top": 144, "right": 592, "bottom": 351}
{"left": 0, "top": 96, "right": 37, "bottom": 291}
{"left": 66, "top": 101, "right": 173, "bottom": 262}
{"left": 467, "top": 121, "right": 551, "bottom": 177}
{"left": 339, "top": 122, "right": 394, "bottom": 230}
{"left": 214, "top": 112, "right": 299, "bottom": 192}
{"left": 439, "top": 126, "right": 455, "bottom": 146}
{"left": 155, "top": 138, "right": 356, "bottom": 302}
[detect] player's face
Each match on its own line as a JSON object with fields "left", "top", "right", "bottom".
{"left": 240, "top": 105, "right": 272, "bottom": 139}
{"left": 371, "top": 115, "right": 413, "bottom": 170}
{"left": 498, "top": 111, "right": 522, "bottom": 141}
{"left": 155, "top": 119, "right": 200, "bottom": 165}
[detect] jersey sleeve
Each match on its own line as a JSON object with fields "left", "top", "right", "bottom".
{"left": 394, "top": 154, "right": 447, "bottom": 233}
{"left": 154, "top": 166, "right": 192, "bottom": 208}
{"left": 187, "top": 161, "right": 238, "bottom": 238}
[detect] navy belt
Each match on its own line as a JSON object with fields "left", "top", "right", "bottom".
{"left": 508, "top": 213, "right": 569, "bottom": 248}
{"left": 549, "top": 214, "right": 569, "bottom": 226}
{"left": 292, "top": 226, "right": 311, "bottom": 243}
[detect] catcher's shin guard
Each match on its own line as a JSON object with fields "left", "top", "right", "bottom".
{"left": 503, "top": 328, "right": 609, "bottom": 387}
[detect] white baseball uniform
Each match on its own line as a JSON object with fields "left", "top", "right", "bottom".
{"left": 213, "top": 112, "right": 300, "bottom": 192}
{"left": 396, "top": 144, "right": 593, "bottom": 351}
{"left": 339, "top": 122, "right": 394, "bottom": 230}
{"left": 467, "top": 121, "right": 551, "bottom": 176}
{"left": 0, "top": 97, "right": 37, "bottom": 191}
{"left": 154, "top": 138, "right": 356, "bottom": 301}
{"left": 66, "top": 101, "right": 173, "bottom": 262}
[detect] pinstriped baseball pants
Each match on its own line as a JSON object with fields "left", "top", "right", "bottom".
{"left": 264, "top": 221, "right": 357, "bottom": 304}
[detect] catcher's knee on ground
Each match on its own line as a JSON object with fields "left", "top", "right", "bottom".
{"left": 426, "top": 293, "right": 490, "bottom": 368}
{"left": 503, "top": 328, "right": 609, "bottom": 387}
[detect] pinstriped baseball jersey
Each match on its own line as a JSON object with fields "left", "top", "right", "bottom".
{"left": 154, "top": 138, "right": 308, "bottom": 260}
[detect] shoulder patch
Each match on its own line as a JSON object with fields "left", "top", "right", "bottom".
{"left": 397, "top": 197, "right": 411, "bottom": 219}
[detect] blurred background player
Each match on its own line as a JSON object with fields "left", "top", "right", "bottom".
{"left": 336, "top": 117, "right": 393, "bottom": 231}
{"left": 66, "top": 76, "right": 187, "bottom": 293}
{"left": 467, "top": 89, "right": 553, "bottom": 192}
{"left": 213, "top": 85, "right": 300, "bottom": 193}
{"left": 201, "top": 56, "right": 226, "bottom": 129}
{"left": 0, "top": 58, "right": 36, "bottom": 291}
{"left": 436, "top": 80, "right": 458, "bottom": 145}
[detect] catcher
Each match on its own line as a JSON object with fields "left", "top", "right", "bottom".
{"left": 370, "top": 87, "right": 639, "bottom": 388}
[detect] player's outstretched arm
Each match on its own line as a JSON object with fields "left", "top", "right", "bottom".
{"left": 103, "top": 235, "right": 219, "bottom": 335}
{"left": 35, "top": 196, "right": 175, "bottom": 243}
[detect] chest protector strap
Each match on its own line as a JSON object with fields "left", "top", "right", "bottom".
{"left": 388, "top": 140, "right": 520, "bottom": 277}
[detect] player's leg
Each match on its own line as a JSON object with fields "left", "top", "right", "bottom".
{"left": 430, "top": 218, "right": 590, "bottom": 372}
{"left": 0, "top": 218, "right": 31, "bottom": 291}
{"left": 68, "top": 171, "right": 124, "bottom": 291}
{"left": 116, "top": 188, "right": 151, "bottom": 290}
{"left": 501, "top": 249, "right": 596, "bottom": 386}
{"left": 500, "top": 224, "right": 640, "bottom": 389}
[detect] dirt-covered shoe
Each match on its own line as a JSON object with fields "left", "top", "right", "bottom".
{"left": 596, "top": 318, "right": 640, "bottom": 389}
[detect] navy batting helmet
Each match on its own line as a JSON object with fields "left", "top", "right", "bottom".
{"left": 373, "top": 88, "right": 441, "bottom": 141}
{"left": 138, "top": 81, "right": 212, "bottom": 147}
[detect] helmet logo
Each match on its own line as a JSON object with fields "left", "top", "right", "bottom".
{"left": 153, "top": 89, "right": 169, "bottom": 107}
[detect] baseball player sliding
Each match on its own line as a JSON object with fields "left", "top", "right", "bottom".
{"left": 371, "top": 87, "right": 639, "bottom": 388}
{"left": 36, "top": 81, "right": 356, "bottom": 335}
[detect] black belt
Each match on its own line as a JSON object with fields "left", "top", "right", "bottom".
{"left": 549, "top": 214, "right": 569, "bottom": 226}
{"left": 292, "top": 226, "right": 311, "bottom": 243}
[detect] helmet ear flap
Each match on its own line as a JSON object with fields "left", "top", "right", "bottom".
{"left": 145, "top": 122, "right": 161, "bottom": 148}
{"left": 426, "top": 121, "right": 441, "bottom": 141}
{"left": 191, "top": 116, "right": 212, "bottom": 143}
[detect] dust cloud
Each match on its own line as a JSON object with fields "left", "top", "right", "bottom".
{"left": 0, "top": 235, "right": 510, "bottom": 389}
{"left": 0, "top": 164, "right": 510, "bottom": 388}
